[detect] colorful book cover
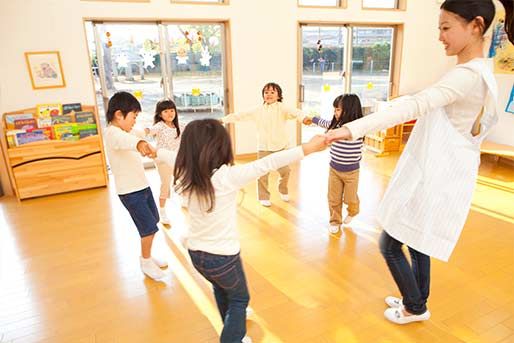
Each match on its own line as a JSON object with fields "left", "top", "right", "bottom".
{"left": 51, "top": 114, "right": 73, "bottom": 125}
{"left": 37, "top": 117, "right": 52, "bottom": 128}
{"left": 78, "top": 123, "right": 98, "bottom": 138}
{"left": 36, "top": 103, "right": 62, "bottom": 118}
{"left": 14, "top": 118, "right": 38, "bottom": 130}
{"left": 15, "top": 132, "right": 49, "bottom": 145}
{"left": 5, "top": 113, "right": 34, "bottom": 130}
{"left": 74, "top": 111, "right": 95, "bottom": 124}
{"left": 62, "top": 103, "right": 82, "bottom": 114}
{"left": 53, "top": 123, "right": 79, "bottom": 140}
{"left": 28, "top": 127, "right": 53, "bottom": 140}
{"left": 6, "top": 130, "right": 26, "bottom": 148}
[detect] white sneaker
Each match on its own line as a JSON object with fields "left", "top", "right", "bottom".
{"left": 384, "top": 307, "right": 431, "bottom": 324}
{"left": 385, "top": 296, "right": 402, "bottom": 308}
{"left": 279, "top": 193, "right": 289, "bottom": 202}
{"left": 242, "top": 336, "right": 253, "bottom": 343}
{"left": 328, "top": 225, "right": 340, "bottom": 234}
{"left": 152, "top": 255, "right": 168, "bottom": 268}
{"left": 259, "top": 200, "right": 271, "bottom": 207}
{"left": 343, "top": 215, "right": 354, "bottom": 225}
{"left": 140, "top": 257, "right": 165, "bottom": 280}
{"left": 159, "top": 208, "right": 170, "bottom": 225}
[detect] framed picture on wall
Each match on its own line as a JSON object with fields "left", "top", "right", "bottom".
{"left": 25, "top": 51, "right": 66, "bottom": 90}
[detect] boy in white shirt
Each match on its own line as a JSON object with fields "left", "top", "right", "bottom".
{"left": 104, "top": 91, "right": 167, "bottom": 280}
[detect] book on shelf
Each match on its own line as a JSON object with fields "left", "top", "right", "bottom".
{"left": 62, "top": 103, "right": 82, "bottom": 114}
{"left": 15, "top": 131, "right": 49, "bottom": 146}
{"left": 36, "top": 103, "right": 62, "bottom": 118}
{"left": 28, "top": 127, "right": 53, "bottom": 140}
{"left": 74, "top": 111, "right": 95, "bottom": 124}
{"left": 6, "top": 130, "right": 25, "bottom": 148}
{"left": 37, "top": 117, "right": 52, "bottom": 128}
{"left": 78, "top": 123, "right": 98, "bottom": 139}
{"left": 5, "top": 113, "right": 34, "bottom": 130}
{"left": 51, "top": 115, "right": 74, "bottom": 125}
{"left": 53, "top": 123, "right": 79, "bottom": 141}
{"left": 14, "top": 118, "right": 37, "bottom": 130}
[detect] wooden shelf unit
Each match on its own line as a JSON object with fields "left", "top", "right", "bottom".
{"left": 1, "top": 105, "right": 108, "bottom": 200}
{"left": 364, "top": 124, "right": 402, "bottom": 156}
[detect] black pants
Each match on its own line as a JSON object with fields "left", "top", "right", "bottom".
{"left": 379, "top": 230, "right": 430, "bottom": 314}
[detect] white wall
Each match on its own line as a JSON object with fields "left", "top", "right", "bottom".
{"left": 488, "top": 74, "right": 514, "bottom": 146}
{"left": 2, "top": 0, "right": 509, "bottom": 193}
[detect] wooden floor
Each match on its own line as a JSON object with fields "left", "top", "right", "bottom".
{"left": 0, "top": 151, "right": 513, "bottom": 343}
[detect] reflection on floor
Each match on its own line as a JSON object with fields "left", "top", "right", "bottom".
{"left": 0, "top": 150, "right": 512, "bottom": 342}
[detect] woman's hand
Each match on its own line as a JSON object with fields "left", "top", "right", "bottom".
{"left": 325, "top": 126, "right": 352, "bottom": 143}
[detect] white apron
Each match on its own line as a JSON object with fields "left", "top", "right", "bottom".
{"left": 377, "top": 61, "right": 498, "bottom": 262}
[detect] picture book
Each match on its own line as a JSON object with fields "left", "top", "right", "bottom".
{"left": 36, "top": 103, "right": 62, "bottom": 118}
{"left": 62, "top": 103, "right": 82, "bottom": 114}
{"left": 53, "top": 123, "right": 79, "bottom": 140}
{"left": 74, "top": 111, "right": 95, "bottom": 124}
{"left": 5, "top": 113, "right": 34, "bottom": 130}
{"left": 28, "top": 127, "right": 53, "bottom": 140}
{"left": 6, "top": 130, "right": 25, "bottom": 148}
{"left": 51, "top": 115, "right": 74, "bottom": 125}
{"left": 78, "top": 123, "right": 98, "bottom": 138}
{"left": 15, "top": 131, "right": 49, "bottom": 145}
{"left": 14, "top": 118, "right": 38, "bottom": 130}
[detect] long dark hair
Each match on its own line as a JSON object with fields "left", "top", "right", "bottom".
{"left": 441, "top": 0, "right": 514, "bottom": 44}
{"left": 173, "top": 119, "right": 234, "bottom": 212}
{"left": 261, "top": 82, "right": 283, "bottom": 103}
{"left": 154, "top": 99, "right": 180, "bottom": 138}
{"left": 327, "top": 94, "right": 363, "bottom": 131}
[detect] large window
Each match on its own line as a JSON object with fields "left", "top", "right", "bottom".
{"left": 298, "top": 0, "right": 344, "bottom": 7}
{"left": 299, "top": 24, "right": 396, "bottom": 142}
{"left": 171, "top": 0, "right": 224, "bottom": 3}
{"left": 362, "top": 0, "right": 399, "bottom": 9}
{"left": 85, "top": 21, "right": 228, "bottom": 129}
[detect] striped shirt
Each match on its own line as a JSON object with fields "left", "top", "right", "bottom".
{"left": 312, "top": 117, "right": 363, "bottom": 172}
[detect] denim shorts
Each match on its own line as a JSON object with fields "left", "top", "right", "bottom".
{"left": 119, "top": 187, "right": 159, "bottom": 237}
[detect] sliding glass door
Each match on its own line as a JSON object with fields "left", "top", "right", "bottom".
{"left": 85, "top": 21, "right": 227, "bottom": 129}
{"left": 299, "top": 24, "right": 395, "bottom": 142}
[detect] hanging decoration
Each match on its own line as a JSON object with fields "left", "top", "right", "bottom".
{"left": 209, "top": 36, "right": 219, "bottom": 47}
{"left": 115, "top": 53, "right": 129, "bottom": 69}
{"left": 176, "top": 46, "right": 189, "bottom": 65}
{"left": 106, "top": 32, "right": 112, "bottom": 48}
{"left": 200, "top": 45, "right": 212, "bottom": 67}
{"left": 316, "top": 39, "right": 323, "bottom": 53}
{"left": 140, "top": 49, "right": 156, "bottom": 69}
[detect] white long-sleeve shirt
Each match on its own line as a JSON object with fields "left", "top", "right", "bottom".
{"left": 157, "top": 146, "right": 305, "bottom": 255}
{"left": 104, "top": 125, "right": 148, "bottom": 195}
{"left": 221, "top": 102, "right": 306, "bottom": 151}
{"left": 346, "top": 58, "right": 487, "bottom": 140}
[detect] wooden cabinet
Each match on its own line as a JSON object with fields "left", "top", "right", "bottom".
{"left": 364, "top": 125, "right": 402, "bottom": 156}
{"left": 1, "top": 105, "right": 108, "bottom": 200}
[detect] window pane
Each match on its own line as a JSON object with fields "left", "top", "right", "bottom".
{"left": 85, "top": 23, "right": 164, "bottom": 129}
{"left": 172, "top": 0, "right": 223, "bottom": 3}
{"left": 300, "top": 26, "right": 347, "bottom": 142}
{"left": 166, "top": 24, "right": 225, "bottom": 123}
{"left": 299, "top": 0, "right": 340, "bottom": 6}
{"left": 350, "top": 27, "right": 393, "bottom": 105}
{"left": 362, "top": 0, "right": 397, "bottom": 9}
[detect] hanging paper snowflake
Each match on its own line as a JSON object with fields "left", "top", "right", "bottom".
{"left": 116, "top": 53, "right": 129, "bottom": 69}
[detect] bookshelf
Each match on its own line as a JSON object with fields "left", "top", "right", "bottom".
{"left": 1, "top": 105, "right": 108, "bottom": 200}
{"left": 364, "top": 124, "right": 402, "bottom": 156}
